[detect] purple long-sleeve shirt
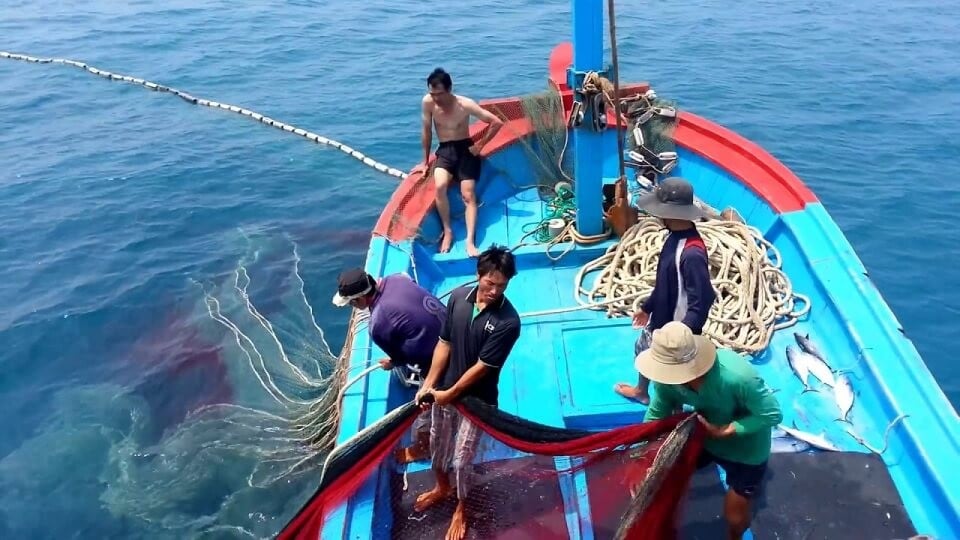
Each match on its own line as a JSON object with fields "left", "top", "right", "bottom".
{"left": 368, "top": 274, "right": 447, "bottom": 371}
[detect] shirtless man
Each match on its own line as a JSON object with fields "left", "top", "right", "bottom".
{"left": 419, "top": 68, "right": 504, "bottom": 256}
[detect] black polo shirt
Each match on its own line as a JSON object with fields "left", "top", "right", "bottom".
{"left": 438, "top": 285, "right": 521, "bottom": 406}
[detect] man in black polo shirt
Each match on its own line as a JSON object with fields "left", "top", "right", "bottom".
{"left": 413, "top": 245, "right": 521, "bottom": 540}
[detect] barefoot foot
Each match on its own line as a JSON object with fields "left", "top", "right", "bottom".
{"left": 414, "top": 486, "right": 451, "bottom": 513}
{"left": 439, "top": 230, "right": 453, "bottom": 254}
{"left": 466, "top": 243, "right": 480, "bottom": 257}
{"left": 614, "top": 383, "right": 650, "bottom": 405}
{"left": 445, "top": 502, "right": 468, "bottom": 540}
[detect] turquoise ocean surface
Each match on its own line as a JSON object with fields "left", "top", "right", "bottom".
{"left": 1, "top": 0, "right": 958, "bottom": 537}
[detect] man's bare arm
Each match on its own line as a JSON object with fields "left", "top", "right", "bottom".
{"left": 462, "top": 98, "right": 504, "bottom": 153}
{"left": 421, "top": 339, "right": 450, "bottom": 391}
{"left": 421, "top": 97, "right": 434, "bottom": 166}
{"left": 442, "top": 361, "right": 489, "bottom": 401}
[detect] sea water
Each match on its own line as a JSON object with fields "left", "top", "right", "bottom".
{"left": 1, "top": 0, "right": 958, "bottom": 537}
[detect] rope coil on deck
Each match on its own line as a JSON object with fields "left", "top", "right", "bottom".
{"left": 516, "top": 187, "right": 613, "bottom": 261}
{"left": 0, "top": 51, "right": 407, "bottom": 180}
{"left": 576, "top": 217, "right": 810, "bottom": 354}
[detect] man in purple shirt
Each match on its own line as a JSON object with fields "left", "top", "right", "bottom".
{"left": 333, "top": 268, "right": 447, "bottom": 463}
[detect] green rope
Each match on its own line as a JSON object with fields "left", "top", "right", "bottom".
{"left": 522, "top": 191, "right": 578, "bottom": 242}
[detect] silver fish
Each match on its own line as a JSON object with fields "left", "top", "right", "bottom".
{"left": 786, "top": 345, "right": 813, "bottom": 392}
{"left": 771, "top": 432, "right": 812, "bottom": 453}
{"left": 794, "top": 332, "right": 825, "bottom": 361}
{"left": 779, "top": 424, "right": 842, "bottom": 452}
{"left": 804, "top": 349, "right": 836, "bottom": 387}
{"left": 786, "top": 345, "right": 832, "bottom": 392}
{"left": 833, "top": 374, "right": 855, "bottom": 423}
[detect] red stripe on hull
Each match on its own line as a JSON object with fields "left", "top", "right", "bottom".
{"left": 674, "top": 112, "right": 818, "bottom": 213}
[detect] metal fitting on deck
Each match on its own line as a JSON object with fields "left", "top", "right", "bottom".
{"left": 568, "top": 68, "right": 614, "bottom": 133}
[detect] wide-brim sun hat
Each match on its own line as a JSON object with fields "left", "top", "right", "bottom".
{"left": 636, "top": 177, "right": 708, "bottom": 222}
{"left": 635, "top": 321, "right": 717, "bottom": 385}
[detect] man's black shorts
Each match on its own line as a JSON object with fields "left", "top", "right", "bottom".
{"left": 434, "top": 138, "right": 482, "bottom": 182}
{"left": 697, "top": 450, "right": 768, "bottom": 499}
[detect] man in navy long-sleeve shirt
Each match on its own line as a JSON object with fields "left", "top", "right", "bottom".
{"left": 615, "top": 177, "right": 717, "bottom": 404}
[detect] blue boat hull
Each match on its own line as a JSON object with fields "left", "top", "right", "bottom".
{"left": 324, "top": 45, "right": 960, "bottom": 539}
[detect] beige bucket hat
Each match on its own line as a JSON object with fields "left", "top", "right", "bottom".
{"left": 635, "top": 321, "right": 717, "bottom": 384}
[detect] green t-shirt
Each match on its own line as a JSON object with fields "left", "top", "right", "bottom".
{"left": 644, "top": 348, "right": 783, "bottom": 465}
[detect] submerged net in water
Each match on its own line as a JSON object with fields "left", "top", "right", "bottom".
{"left": 279, "top": 398, "right": 704, "bottom": 540}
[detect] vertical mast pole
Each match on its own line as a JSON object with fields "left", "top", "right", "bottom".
{"left": 568, "top": 0, "right": 604, "bottom": 236}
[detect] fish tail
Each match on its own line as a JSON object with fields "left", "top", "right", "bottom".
{"left": 800, "top": 386, "right": 818, "bottom": 395}
{"left": 836, "top": 368, "right": 864, "bottom": 381}
{"left": 833, "top": 417, "right": 853, "bottom": 425}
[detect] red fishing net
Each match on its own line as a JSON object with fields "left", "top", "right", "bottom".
{"left": 279, "top": 398, "right": 704, "bottom": 540}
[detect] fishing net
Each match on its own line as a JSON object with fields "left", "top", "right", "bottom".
{"left": 278, "top": 398, "right": 704, "bottom": 540}
{"left": 186, "top": 231, "right": 365, "bottom": 495}
{"left": 624, "top": 93, "right": 679, "bottom": 157}
{"left": 617, "top": 90, "right": 684, "bottom": 199}
{"left": 506, "top": 87, "right": 573, "bottom": 194}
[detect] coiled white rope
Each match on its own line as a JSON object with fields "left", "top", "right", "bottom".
{"left": 574, "top": 217, "right": 811, "bottom": 354}
{"left": 1, "top": 51, "right": 408, "bottom": 180}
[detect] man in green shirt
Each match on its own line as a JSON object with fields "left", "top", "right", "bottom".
{"left": 638, "top": 321, "right": 782, "bottom": 540}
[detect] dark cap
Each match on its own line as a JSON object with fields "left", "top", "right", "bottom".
{"left": 332, "top": 268, "right": 375, "bottom": 307}
{"left": 636, "top": 177, "right": 708, "bottom": 221}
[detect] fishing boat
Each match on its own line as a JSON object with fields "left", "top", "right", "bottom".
{"left": 282, "top": 1, "right": 960, "bottom": 538}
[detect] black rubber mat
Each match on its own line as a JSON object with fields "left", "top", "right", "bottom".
{"left": 678, "top": 465, "right": 730, "bottom": 539}
{"left": 750, "top": 451, "right": 917, "bottom": 539}
{"left": 387, "top": 451, "right": 918, "bottom": 539}
{"left": 677, "top": 451, "right": 918, "bottom": 539}
{"left": 574, "top": 450, "right": 919, "bottom": 539}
